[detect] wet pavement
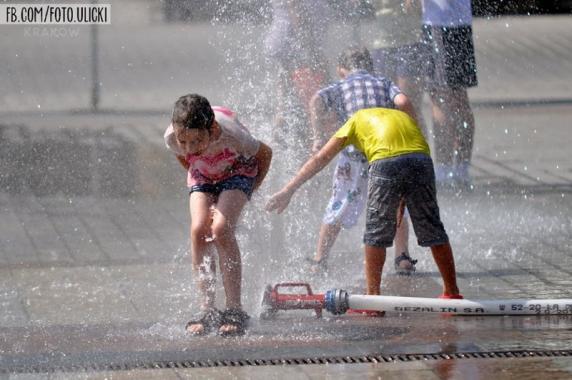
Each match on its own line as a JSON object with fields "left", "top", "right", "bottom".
{"left": 1, "top": 4, "right": 572, "bottom": 379}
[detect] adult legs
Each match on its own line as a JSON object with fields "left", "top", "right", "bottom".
{"left": 396, "top": 75, "right": 427, "bottom": 138}
{"left": 429, "top": 87, "right": 475, "bottom": 184}
{"left": 429, "top": 88, "right": 456, "bottom": 172}
{"left": 451, "top": 88, "right": 475, "bottom": 167}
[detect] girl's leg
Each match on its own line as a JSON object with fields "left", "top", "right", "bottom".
{"left": 187, "top": 191, "right": 217, "bottom": 334}
{"left": 210, "top": 189, "right": 249, "bottom": 311}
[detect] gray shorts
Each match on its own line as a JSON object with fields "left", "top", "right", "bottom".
{"left": 364, "top": 154, "right": 449, "bottom": 248}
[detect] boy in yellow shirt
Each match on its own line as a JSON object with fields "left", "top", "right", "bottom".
{"left": 266, "top": 107, "right": 461, "bottom": 300}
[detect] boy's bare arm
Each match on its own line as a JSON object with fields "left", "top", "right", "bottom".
{"left": 176, "top": 155, "right": 190, "bottom": 170}
{"left": 252, "top": 142, "right": 273, "bottom": 191}
{"left": 266, "top": 136, "right": 345, "bottom": 214}
{"left": 394, "top": 93, "right": 418, "bottom": 122}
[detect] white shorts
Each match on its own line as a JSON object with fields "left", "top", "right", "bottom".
{"left": 322, "top": 147, "right": 369, "bottom": 228}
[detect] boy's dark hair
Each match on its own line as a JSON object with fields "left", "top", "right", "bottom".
{"left": 337, "top": 46, "right": 374, "bottom": 73}
{"left": 172, "top": 94, "right": 215, "bottom": 131}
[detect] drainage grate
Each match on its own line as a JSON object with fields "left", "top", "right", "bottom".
{"left": 2, "top": 350, "right": 571, "bottom": 374}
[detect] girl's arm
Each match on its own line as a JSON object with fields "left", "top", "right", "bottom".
{"left": 266, "top": 136, "right": 346, "bottom": 214}
{"left": 176, "top": 155, "right": 190, "bottom": 171}
{"left": 252, "top": 142, "right": 273, "bottom": 191}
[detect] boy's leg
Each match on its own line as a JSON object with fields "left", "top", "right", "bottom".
{"left": 394, "top": 214, "right": 413, "bottom": 270}
{"left": 430, "top": 243, "right": 460, "bottom": 296}
{"left": 404, "top": 157, "right": 460, "bottom": 296}
{"left": 210, "top": 189, "right": 249, "bottom": 311}
{"left": 364, "top": 245, "right": 386, "bottom": 295}
{"left": 314, "top": 154, "right": 368, "bottom": 268}
{"left": 314, "top": 221, "right": 342, "bottom": 263}
{"left": 363, "top": 160, "right": 402, "bottom": 293}
{"left": 394, "top": 200, "right": 416, "bottom": 271}
{"left": 324, "top": 213, "right": 410, "bottom": 273}
{"left": 188, "top": 192, "right": 217, "bottom": 334}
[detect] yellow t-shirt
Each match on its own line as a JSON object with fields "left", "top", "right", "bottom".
{"left": 334, "top": 108, "right": 430, "bottom": 163}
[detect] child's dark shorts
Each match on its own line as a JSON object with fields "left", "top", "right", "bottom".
{"left": 364, "top": 153, "right": 449, "bottom": 248}
{"left": 189, "top": 175, "right": 255, "bottom": 200}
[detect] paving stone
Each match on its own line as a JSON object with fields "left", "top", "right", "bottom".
{"left": 11, "top": 266, "right": 139, "bottom": 325}
{"left": 10, "top": 198, "right": 73, "bottom": 264}
{"left": 0, "top": 269, "right": 29, "bottom": 327}
{"left": 53, "top": 369, "right": 181, "bottom": 380}
{"left": 424, "top": 357, "right": 572, "bottom": 380}
{"left": 105, "top": 263, "right": 195, "bottom": 323}
{"left": 0, "top": 196, "right": 39, "bottom": 265}
{"left": 177, "top": 365, "right": 310, "bottom": 379}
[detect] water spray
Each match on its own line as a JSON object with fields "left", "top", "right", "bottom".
{"left": 260, "top": 283, "right": 572, "bottom": 318}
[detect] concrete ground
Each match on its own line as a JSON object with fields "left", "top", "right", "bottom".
{"left": 1, "top": 4, "right": 572, "bottom": 379}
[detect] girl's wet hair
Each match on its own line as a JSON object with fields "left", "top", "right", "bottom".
{"left": 172, "top": 94, "right": 215, "bottom": 131}
{"left": 338, "top": 46, "right": 374, "bottom": 73}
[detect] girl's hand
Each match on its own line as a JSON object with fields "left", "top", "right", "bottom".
{"left": 265, "top": 189, "right": 293, "bottom": 214}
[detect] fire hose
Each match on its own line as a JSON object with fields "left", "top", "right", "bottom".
{"left": 260, "top": 283, "right": 572, "bottom": 318}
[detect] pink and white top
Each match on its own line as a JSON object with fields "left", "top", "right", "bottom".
{"left": 164, "top": 106, "right": 260, "bottom": 187}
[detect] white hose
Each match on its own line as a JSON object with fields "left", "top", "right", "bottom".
{"left": 348, "top": 295, "right": 572, "bottom": 315}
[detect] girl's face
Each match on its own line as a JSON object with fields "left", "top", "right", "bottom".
{"left": 173, "top": 126, "right": 210, "bottom": 155}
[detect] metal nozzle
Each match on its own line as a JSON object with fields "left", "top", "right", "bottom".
{"left": 325, "top": 289, "right": 349, "bottom": 315}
